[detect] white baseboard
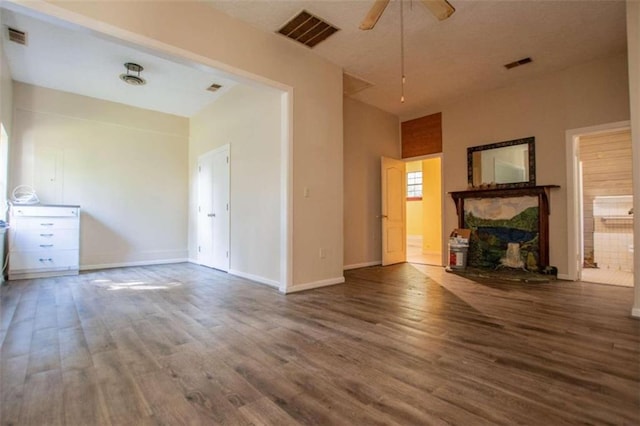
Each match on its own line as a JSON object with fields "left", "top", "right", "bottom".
{"left": 80, "top": 258, "right": 188, "bottom": 271}
{"left": 344, "top": 261, "right": 381, "bottom": 270}
{"left": 556, "top": 273, "right": 573, "bottom": 281}
{"left": 631, "top": 307, "right": 640, "bottom": 319}
{"left": 228, "top": 269, "right": 279, "bottom": 289}
{"left": 286, "top": 276, "right": 345, "bottom": 293}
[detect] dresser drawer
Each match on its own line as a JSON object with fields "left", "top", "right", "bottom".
{"left": 10, "top": 216, "right": 79, "bottom": 230}
{"left": 10, "top": 229, "right": 79, "bottom": 251}
{"left": 10, "top": 250, "right": 79, "bottom": 272}
{"left": 11, "top": 206, "right": 79, "bottom": 217}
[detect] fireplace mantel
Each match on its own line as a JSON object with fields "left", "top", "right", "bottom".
{"left": 450, "top": 185, "right": 559, "bottom": 269}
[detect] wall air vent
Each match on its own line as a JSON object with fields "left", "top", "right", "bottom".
{"left": 207, "top": 83, "right": 223, "bottom": 92}
{"left": 277, "top": 10, "right": 339, "bottom": 48}
{"left": 504, "top": 57, "right": 532, "bottom": 70}
{"left": 7, "top": 27, "right": 27, "bottom": 45}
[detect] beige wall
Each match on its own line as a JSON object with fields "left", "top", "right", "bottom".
{"left": 0, "top": 20, "right": 13, "bottom": 216}
{"left": 627, "top": 1, "right": 640, "bottom": 318}
{"left": 422, "top": 157, "right": 442, "bottom": 257}
{"left": 190, "top": 84, "right": 281, "bottom": 285}
{"left": 406, "top": 53, "right": 629, "bottom": 278}
{"left": 406, "top": 161, "right": 423, "bottom": 235}
{"left": 34, "top": 0, "right": 344, "bottom": 289}
{"left": 343, "top": 97, "right": 399, "bottom": 268}
{"left": 10, "top": 83, "right": 189, "bottom": 268}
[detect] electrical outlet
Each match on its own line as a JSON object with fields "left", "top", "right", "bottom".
{"left": 319, "top": 248, "right": 326, "bottom": 259}
{"left": 304, "top": 187, "right": 310, "bottom": 198}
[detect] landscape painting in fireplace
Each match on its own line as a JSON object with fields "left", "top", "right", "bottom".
{"left": 464, "top": 196, "right": 540, "bottom": 270}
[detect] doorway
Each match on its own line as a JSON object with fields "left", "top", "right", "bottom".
{"left": 566, "top": 123, "right": 633, "bottom": 286}
{"left": 405, "top": 156, "right": 443, "bottom": 266}
{"left": 197, "top": 145, "right": 230, "bottom": 272}
{"left": 579, "top": 130, "right": 634, "bottom": 286}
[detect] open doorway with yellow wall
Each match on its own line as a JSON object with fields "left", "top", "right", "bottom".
{"left": 406, "top": 156, "right": 442, "bottom": 265}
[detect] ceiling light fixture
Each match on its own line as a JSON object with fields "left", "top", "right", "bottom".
{"left": 119, "top": 62, "right": 146, "bottom": 86}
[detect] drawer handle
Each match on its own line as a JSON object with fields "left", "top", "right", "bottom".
{"left": 40, "top": 234, "right": 54, "bottom": 237}
{"left": 39, "top": 244, "right": 54, "bottom": 248}
{"left": 39, "top": 258, "right": 53, "bottom": 262}
{"left": 40, "top": 223, "right": 55, "bottom": 226}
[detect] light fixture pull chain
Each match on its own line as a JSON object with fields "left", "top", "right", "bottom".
{"left": 400, "top": 0, "right": 406, "bottom": 103}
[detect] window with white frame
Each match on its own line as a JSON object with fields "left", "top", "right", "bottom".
{"left": 407, "top": 171, "right": 422, "bottom": 200}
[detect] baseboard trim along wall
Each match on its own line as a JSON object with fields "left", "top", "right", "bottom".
{"left": 556, "top": 273, "right": 573, "bottom": 281}
{"left": 343, "top": 261, "right": 381, "bottom": 271}
{"left": 81, "top": 258, "right": 189, "bottom": 271}
{"left": 228, "top": 269, "right": 280, "bottom": 289}
{"left": 285, "top": 276, "right": 345, "bottom": 294}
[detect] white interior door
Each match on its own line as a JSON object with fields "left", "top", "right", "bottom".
{"left": 381, "top": 156, "right": 406, "bottom": 266}
{"left": 197, "top": 145, "right": 230, "bottom": 271}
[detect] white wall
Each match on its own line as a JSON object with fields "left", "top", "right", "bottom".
{"left": 343, "top": 97, "right": 400, "bottom": 269}
{"left": 190, "top": 84, "right": 281, "bottom": 286}
{"left": 10, "top": 83, "right": 189, "bottom": 268}
{"left": 26, "top": 0, "right": 344, "bottom": 290}
{"left": 628, "top": 1, "right": 640, "bottom": 318}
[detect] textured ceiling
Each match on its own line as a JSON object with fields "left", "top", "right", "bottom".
{"left": 207, "top": 0, "right": 627, "bottom": 118}
{"left": 1, "top": 9, "right": 239, "bottom": 117}
{"left": 1, "top": 1, "right": 627, "bottom": 119}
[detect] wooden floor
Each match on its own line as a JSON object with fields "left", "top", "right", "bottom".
{"left": 1, "top": 262, "right": 639, "bottom": 425}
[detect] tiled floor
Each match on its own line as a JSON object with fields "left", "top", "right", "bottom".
{"left": 407, "top": 235, "right": 442, "bottom": 266}
{"left": 581, "top": 267, "right": 634, "bottom": 287}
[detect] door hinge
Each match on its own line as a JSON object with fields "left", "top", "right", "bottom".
{"left": 226, "top": 203, "right": 229, "bottom": 211}
{"left": 198, "top": 206, "right": 201, "bottom": 213}
{"left": 226, "top": 251, "right": 229, "bottom": 258}
{"left": 198, "top": 166, "right": 201, "bottom": 172}
{"left": 198, "top": 246, "right": 201, "bottom": 252}
{"left": 226, "top": 156, "right": 229, "bottom": 164}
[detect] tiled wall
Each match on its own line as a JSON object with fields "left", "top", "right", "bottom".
{"left": 593, "top": 195, "right": 634, "bottom": 272}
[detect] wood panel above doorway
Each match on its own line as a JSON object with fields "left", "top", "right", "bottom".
{"left": 401, "top": 112, "right": 442, "bottom": 158}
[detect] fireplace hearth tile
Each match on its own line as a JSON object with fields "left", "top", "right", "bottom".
{"left": 447, "top": 267, "right": 554, "bottom": 284}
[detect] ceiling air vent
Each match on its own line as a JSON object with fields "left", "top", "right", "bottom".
{"left": 207, "top": 83, "right": 222, "bottom": 92}
{"left": 7, "top": 27, "right": 27, "bottom": 45}
{"left": 504, "top": 57, "right": 532, "bottom": 70}
{"left": 277, "top": 10, "right": 339, "bottom": 48}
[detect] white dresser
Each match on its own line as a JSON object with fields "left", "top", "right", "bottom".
{"left": 8, "top": 204, "right": 80, "bottom": 280}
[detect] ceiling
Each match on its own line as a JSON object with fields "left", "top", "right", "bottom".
{"left": 208, "top": 0, "right": 627, "bottom": 118}
{"left": 1, "top": 1, "right": 628, "bottom": 119}
{"left": 1, "top": 8, "right": 240, "bottom": 118}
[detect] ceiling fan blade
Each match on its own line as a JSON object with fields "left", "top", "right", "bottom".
{"left": 421, "top": 0, "right": 455, "bottom": 21}
{"left": 359, "top": 0, "right": 391, "bottom": 30}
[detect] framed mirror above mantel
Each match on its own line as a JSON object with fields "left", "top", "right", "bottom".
{"left": 468, "top": 136, "right": 535, "bottom": 189}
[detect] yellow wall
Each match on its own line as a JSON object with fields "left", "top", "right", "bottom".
{"left": 406, "top": 161, "right": 423, "bottom": 235}
{"left": 422, "top": 158, "right": 442, "bottom": 255}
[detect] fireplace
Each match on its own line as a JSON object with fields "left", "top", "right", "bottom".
{"left": 450, "top": 186, "right": 559, "bottom": 271}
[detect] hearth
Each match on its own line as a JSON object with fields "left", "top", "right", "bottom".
{"left": 450, "top": 186, "right": 559, "bottom": 272}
